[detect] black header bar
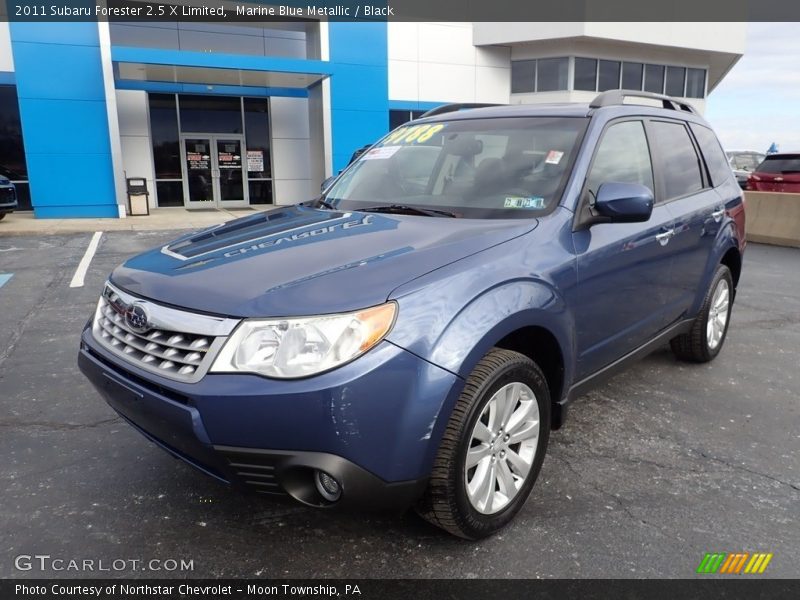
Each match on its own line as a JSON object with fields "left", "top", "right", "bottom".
{"left": 3, "top": 0, "right": 800, "bottom": 22}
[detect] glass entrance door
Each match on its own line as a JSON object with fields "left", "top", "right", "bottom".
{"left": 181, "top": 135, "right": 249, "bottom": 209}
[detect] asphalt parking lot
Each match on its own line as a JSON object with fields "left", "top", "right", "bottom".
{"left": 0, "top": 231, "right": 798, "bottom": 579}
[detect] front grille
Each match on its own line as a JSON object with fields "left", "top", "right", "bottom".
{"left": 0, "top": 187, "right": 15, "bottom": 203}
{"left": 92, "top": 283, "right": 238, "bottom": 383}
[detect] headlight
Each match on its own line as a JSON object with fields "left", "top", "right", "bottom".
{"left": 210, "top": 302, "right": 397, "bottom": 379}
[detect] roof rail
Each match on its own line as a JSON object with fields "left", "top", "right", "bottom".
{"left": 419, "top": 103, "right": 503, "bottom": 118}
{"left": 590, "top": 90, "right": 699, "bottom": 115}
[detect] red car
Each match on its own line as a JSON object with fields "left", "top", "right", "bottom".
{"left": 747, "top": 153, "right": 800, "bottom": 192}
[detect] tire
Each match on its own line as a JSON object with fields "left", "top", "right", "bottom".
{"left": 416, "top": 348, "right": 551, "bottom": 539}
{"left": 0, "top": 213, "right": 6, "bottom": 221}
{"left": 670, "top": 264, "right": 734, "bottom": 363}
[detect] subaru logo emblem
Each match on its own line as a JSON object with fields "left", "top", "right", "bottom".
{"left": 125, "top": 304, "right": 150, "bottom": 333}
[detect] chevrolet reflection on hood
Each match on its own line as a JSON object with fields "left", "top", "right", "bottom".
{"left": 110, "top": 205, "right": 536, "bottom": 317}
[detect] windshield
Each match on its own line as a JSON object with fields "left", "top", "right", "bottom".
{"left": 757, "top": 155, "right": 800, "bottom": 174}
{"left": 325, "top": 117, "right": 588, "bottom": 219}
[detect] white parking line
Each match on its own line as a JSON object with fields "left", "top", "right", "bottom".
{"left": 69, "top": 231, "right": 103, "bottom": 289}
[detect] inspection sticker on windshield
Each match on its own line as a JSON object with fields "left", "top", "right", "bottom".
{"left": 504, "top": 196, "right": 545, "bottom": 209}
{"left": 545, "top": 150, "right": 564, "bottom": 165}
{"left": 362, "top": 146, "right": 402, "bottom": 160}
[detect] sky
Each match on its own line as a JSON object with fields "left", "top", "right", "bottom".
{"left": 705, "top": 23, "right": 800, "bottom": 153}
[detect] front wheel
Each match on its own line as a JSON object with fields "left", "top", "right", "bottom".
{"left": 416, "top": 348, "right": 550, "bottom": 539}
{"left": 671, "top": 264, "right": 734, "bottom": 362}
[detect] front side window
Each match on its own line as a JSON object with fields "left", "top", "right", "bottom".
{"left": 325, "top": 117, "right": 589, "bottom": 219}
{"left": 651, "top": 121, "right": 704, "bottom": 199}
{"left": 586, "top": 121, "right": 654, "bottom": 199}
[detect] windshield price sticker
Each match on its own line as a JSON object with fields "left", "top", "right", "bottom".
{"left": 504, "top": 196, "right": 545, "bottom": 210}
{"left": 362, "top": 146, "right": 403, "bottom": 161}
{"left": 383, "top": 124, "right": 446, "bottom": 146}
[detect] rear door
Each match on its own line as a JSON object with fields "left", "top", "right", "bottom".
{"left": 648, "top": 119, "right": 726, "bottom": 324}
{"left": 571, "top": 119, "right": 677, "bottom": 379}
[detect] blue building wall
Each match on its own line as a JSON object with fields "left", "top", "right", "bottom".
{"left": 10, "top": 23, "right": 119, "bottom": 218}
{"left": 327, "top": 22, "right": 389, "bottom": 173}
{"left": 8, "top": 21, "right": 392, "bottom": 217}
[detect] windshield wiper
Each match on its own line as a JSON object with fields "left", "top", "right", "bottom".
{"left": 358, "top": 204, "right": 458, "bottom": 218}
{"left": 301, "top": 198, "right": 337, "bottom": 210}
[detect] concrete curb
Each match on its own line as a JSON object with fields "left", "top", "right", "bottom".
{"left": 0, "top": 206, "right": 270, "bottom": 236}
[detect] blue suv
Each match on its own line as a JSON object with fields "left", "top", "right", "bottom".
{"left": 78, "top": 91, "right": 745, "bottom": 539}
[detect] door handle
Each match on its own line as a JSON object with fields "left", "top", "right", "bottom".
{"left": 711, "top": 207, "right": 725, "bottom": 222}
{"left": 655, "top": 229, "right": 674, "bottom": 246}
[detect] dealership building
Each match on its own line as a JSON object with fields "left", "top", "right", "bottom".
{"left": 0, "top": 16, "right": 745, "bottom": 218}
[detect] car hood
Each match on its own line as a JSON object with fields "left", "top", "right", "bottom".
{"left": 112, "top": 205, "right": 536, "bottom": 317}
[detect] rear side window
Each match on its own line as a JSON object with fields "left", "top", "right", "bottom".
{"left": 651, "top": 121, "right": 704, "bottom": 199}
{"left": 691, "top": 123, "right": 732, "bottom": 187}
{"left": 757, "top": 155, "right": 800, "bottom": 174}
{"left": 586, "top": 120, "right": 654, "bottom": 199}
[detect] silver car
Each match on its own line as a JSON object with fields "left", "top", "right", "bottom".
{"left": 726, "top": 150, "right": 766, "bottom": 189}
{"left": 0, "top": 174, "right": 18, "bottom": 221}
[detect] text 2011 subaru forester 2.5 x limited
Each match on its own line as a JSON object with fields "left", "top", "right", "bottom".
{"left": 79, "top": 91, "right": 745, "bottom": 539}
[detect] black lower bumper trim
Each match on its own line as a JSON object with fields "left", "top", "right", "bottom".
{"left": 215, "top": 445, "right": 428, "bottom": 511}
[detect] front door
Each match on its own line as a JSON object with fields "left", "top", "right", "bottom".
{"left": 182, "top": 135, "right": 248, "bottom": 209}
{"left": 570, "top": 119, "right": 676, "bottom": 379}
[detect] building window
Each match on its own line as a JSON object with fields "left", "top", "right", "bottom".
{"left": 517, "top": 57, "right": 705, "bottom": 99}
{"left": 644, "top": 64, "right": 665, "bottom": 94}
{"left": 244, "top": 98, "right": 273, "bottom": 204}
{"left": 0, "top": 85, "right": 31, "bottom": 211}
{"left": 686, "top": 68, "right": 706, "bottom": 99}
{"left": 621, "top": 62, "right": 644, "bottom": 91}
{"left": 574, "top": 59, "right": 621, "bottom": 93}
{"left": 148, "top": 93, "right": 184, "bottom": 207}
{"left": 389, "top": 109, "right": 427, "bottom": 130}
{"left": 574, "top": 58, "right": 598, "bottom": 92}
{"left": 149, "top": 93, "right": 276, "bottom": 207}
{"left": 109, "top": 22, "right": 314, "bottom": 60}
{"left": 510, "top": 60, "right": 536, "bottom": 94}
{"left": 536, "top": 57, "right": 569, "bottom": 92}
{"left": 665, "top": 66, "right": 686, "bottom": 97}
{"left": 179, "top": 95, "right": 243, "bottom": 134}
{"left": 598, "top": 60, "right": 621, "bottom": 92}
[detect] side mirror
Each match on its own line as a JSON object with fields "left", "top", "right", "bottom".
{"left": 593, "top": 182, "right": 654, "bottom": 223}
{"left": 320, "top": 176, "right": 337, "bottom": 193}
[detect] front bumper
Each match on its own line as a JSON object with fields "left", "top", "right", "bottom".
{"left": 0, "top": 185, "right": 17, "bottom": 211}
{"left": 78, "top": 326, "right": 461, "bottom": 509}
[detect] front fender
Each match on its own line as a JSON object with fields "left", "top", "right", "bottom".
{"left": 387, "top": 277, "right": 575, "bottom": 475}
